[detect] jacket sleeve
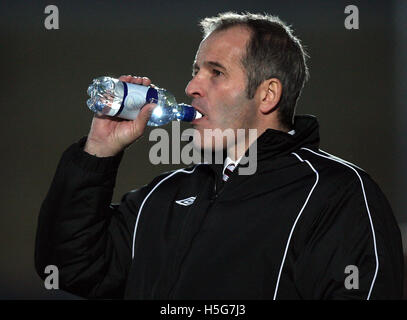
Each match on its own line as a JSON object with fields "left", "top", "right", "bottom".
{"left": 35, "top": 137, "right": 149, "bottom": 299}
{"left": 293, "top": 175, "right": 404, "bottom": 300}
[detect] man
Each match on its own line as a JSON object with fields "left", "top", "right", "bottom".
{"left": 35, "top": 12, "right": 404, "bottom": 299}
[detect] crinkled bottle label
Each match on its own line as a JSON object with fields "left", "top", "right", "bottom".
{"left": 119, "top": 83, "right": 150, "bottom": 119}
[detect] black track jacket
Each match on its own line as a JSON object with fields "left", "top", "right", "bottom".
{"left": 35, "top": 115, "right": 404, "bottom": 299}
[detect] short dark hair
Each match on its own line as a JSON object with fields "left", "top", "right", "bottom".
{"left": 200, "top": 12, "right": 309, "bottom": 129}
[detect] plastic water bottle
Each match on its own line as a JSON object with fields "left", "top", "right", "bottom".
{"left": 86, "top": 76, "right": 202, "bottom": 126}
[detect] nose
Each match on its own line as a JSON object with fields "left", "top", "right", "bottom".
{"left": 185, "top": 75, "right": 204, "bottom": 98}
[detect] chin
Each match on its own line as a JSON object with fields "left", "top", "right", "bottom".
{"left": 191, "top": 128, "right": 227, "bottom": 152}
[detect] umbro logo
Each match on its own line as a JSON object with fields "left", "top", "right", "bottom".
{"left": 175, "top": 196, "right": 196, "bottom": 206}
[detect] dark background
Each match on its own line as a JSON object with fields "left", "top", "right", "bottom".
{"left": 0, "top": 0, "right": 406, "bottom": 299}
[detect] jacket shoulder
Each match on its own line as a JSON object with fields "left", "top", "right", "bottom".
{"left": 121, "top": 164, "right": 204, "bottom": 201}
{"left": 294, "top": 147, "right": 372, "bottom": 185}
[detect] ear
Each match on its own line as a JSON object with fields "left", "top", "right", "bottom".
{"left": 259, "top": 78, "right": 282, "bottom": 114}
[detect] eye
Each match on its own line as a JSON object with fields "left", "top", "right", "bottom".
{"left": 212, "top": 69, "right": 222, "bottom": 77}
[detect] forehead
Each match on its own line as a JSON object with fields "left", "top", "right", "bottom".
{"left": 195, "top": 26, "right": 251, "bottom": 68}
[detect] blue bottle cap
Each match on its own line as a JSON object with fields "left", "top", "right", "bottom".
{"left": 179, "top": 104, "right": 196, "bottom": 122}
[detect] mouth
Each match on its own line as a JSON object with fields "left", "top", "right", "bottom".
{"left": 191, "top": 105, "right": 208, "bottom": 124}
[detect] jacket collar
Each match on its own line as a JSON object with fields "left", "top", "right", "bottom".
{"left": 255, "top": 114, "right": 320, "bottom": 161}
{"left": 206, "top": 114, "right": 320, "bottom": 176}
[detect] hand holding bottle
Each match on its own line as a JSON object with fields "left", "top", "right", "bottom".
{"left": 84, "top": 75, "right": 156, "bottom": 157}
{"left": 86, "top": 76, "right": 200, "bottom": 126}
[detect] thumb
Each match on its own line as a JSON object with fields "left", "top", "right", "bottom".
{"left": 138, "top": 103, "right": 156, "bottom": 123}
{"left": 132, "top": 103, "right": 156, "bottom": 137}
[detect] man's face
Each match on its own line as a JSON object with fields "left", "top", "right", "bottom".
{"left": 185, "top": 26, "right": 258, "bottom": 152}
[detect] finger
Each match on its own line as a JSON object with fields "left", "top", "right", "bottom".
{"left": 128, "top": 76, "right": 143, "bottom": 85}
{"left": 119, "top": 75, "right": 152, "bottom": 87}
{"left": 138, "top": 103, "right": 156, "bottom": 122}
{"left": 142, "top": 77, "right": 152, "bottom": 86}
{"left": 118, "top": 75, "right": 132, "bottom": 82}
{"left": 132, "top": 103, "right": 156, "bottom": 134}
{"left": 118, "top": 75, "right": 143, "bottom": 84}
{"left": 94, "top": 112, "right": 108, "bottom": 119}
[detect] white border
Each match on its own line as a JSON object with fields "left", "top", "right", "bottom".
{"left": 301, "top": 147, "right": 379, "bottom": 300}
{"left": 273, "top": 152, "right": 319, "bottom": 299}
{"left": 132, "top": 166, "right": 201, "bottom": 259}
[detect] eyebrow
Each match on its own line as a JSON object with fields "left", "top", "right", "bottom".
{"left": 192, "top": 61, "right": 227, "bottom": 71}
